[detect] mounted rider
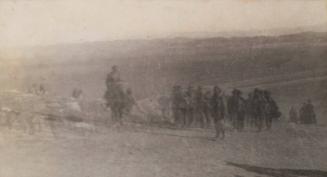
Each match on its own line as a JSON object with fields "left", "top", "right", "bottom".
{"left": 104, "top": 65, "right": 125, "bottom": 124}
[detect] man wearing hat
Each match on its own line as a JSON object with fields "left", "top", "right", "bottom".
{"left": 228, "top": 89, "right": 246, "bottom": 131}
{"left": 211, "top": 86, "right": 225, "bottom": 139}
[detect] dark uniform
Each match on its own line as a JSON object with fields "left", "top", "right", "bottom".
{"left": 171, "top": 86, "right": 187, "bottom": 127}
{"left": 299, "top": 100, "right": 317, "bottom": 124}
{"left": 195, "top": 86, "right": 205, "bottom": 128}
{"left": 228, "top": 89, "right": 246, "bottom": 131}
{"left": 252, "top": 89, "right": 265, "bottom": 132}
{"left": 179, "top": 92, "right": 188, "bottom": 127}
{"left": 211, "top": 86, "right": 225, "bottom": 139}
{"left": 104, "top": 66, "right": 125, "bottom": 125}
{"left": 306, "top": 100, "right": 317, "bottom": 124}
{"left": 185, "top": 86, "right": 196, "bottom": 126}
{"left": 263, "top": 90, "right": 280, "bottom": 130}
{"left": 245, "top": 92, "right": 255, "bottom": 128}
{"left": 203, "top": 91, "right": 212, "bottom": 128}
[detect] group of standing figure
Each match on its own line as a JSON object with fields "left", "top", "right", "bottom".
{"left": 289, "top": 100, "right": 317, "bottom": 125}
{"left": 28, "top": 83, "right": 46, "bottom": 96}
{"left": 241, "top": 88, "right": 281, "bottom": 132}
{"left": 171, "top": 86, "right": 281, "bottom": 139}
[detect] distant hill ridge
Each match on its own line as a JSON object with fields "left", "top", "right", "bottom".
{"left": 0, "top": 31, "right": 326, "bottom": 101}
{"left": 19, "top": 31, "right": 327, "bottom": 64}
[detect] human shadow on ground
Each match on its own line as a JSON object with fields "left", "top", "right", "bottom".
{"left": 226, "top": 161, "right": 327, "bottom": 177}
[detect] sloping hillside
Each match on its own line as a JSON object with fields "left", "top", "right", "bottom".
{"left": 1, "top": 32, "right": 326, "bottom": 121}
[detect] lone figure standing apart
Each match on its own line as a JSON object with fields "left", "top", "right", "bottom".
{"left": 104, "top": 65, "right": 125, "bottom": 125}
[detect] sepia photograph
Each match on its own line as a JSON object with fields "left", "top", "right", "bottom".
{"left": 0, "top": 0, "right": 326, "bottom": 176}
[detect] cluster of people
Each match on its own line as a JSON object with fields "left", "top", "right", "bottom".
{"left": 242, "top": 88, "right": 281, "bottom": 131}
{"left": 170, "top": 85, "right": 281, "bottom": 139}
{"left": 289, "top": 100, "right": 317, "bottom": 125}
{"left": 22, "top": 65, "right": 319, "bottom": 138}
{"left": 28, "top": 83, "right": 47, "bottom": 96}
{"left": 103, "top": 66, "right": 137, "bottom": 125}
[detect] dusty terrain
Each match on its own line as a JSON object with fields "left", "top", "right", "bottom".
{"left": 0, "top": 113, "right": 326, "bottom": 177}
{"left": 0, "top": 32, "right": 326, "bottom": 177}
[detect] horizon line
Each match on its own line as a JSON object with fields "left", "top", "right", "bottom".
{"left": 0, "top": 29, "right": 326, "bottom": 49}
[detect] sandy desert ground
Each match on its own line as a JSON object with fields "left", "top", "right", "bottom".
{"left": 0, "top": 32, "right": 326, "bottom": 177}
{"left": 0, "top": 107, "right": 326, "bottom": 177}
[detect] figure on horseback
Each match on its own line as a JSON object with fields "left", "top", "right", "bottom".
{"left": 104, "top": 65, "right": 126, "bottom": 125}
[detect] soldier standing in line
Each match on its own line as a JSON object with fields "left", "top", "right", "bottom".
{"left": 158, "top": 95, "right": 171, "bottom": 120}
{"left": 171, "top": 85, "right": 184, "bottom": 126}
{"left": 235, "top": 89, "right": 246, "bottom": 131}
{"left": 245, "top": 92, "right": 255, "bottom": 129}
{"left": 227, "top": 93, "right": 235, "bottom": 129}
{"left": 299, "top": 102, "right": 307, "bottom": 124}
{"left": 203, "top": 90, "right": 212, "bottom": 128}
{"left": 179, "top": 90, "right": 188, "bottom": 127}
{"left": 263, "top": 90, "right": 281, "bottom": 130}
{"left": 228, "top": 89, "right": 246, "bottom": 131}
{"left": 306, "top": 100, "right": 317, "bottom": 124}
{"left": 185, "top": 86, "right": 196, "bottom": 127}
{"left": 210, "top": 86, "right": 225, "bottom": 139}
{"left": 252, "top": 89, "right": 265, "bottom": 132}
{"left": 195, "top": 86, "right": 205, "bottom": 128}
{"left": 299, "top": 99, "right": 317, "bottom": 124}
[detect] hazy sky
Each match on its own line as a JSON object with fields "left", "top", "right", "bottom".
{"left": 0, "top": 0, "right": 326, "bottom": 47}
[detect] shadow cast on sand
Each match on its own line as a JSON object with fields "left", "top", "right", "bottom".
{"left": 226, "top": 162, "right": 327, "bottom": 177}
